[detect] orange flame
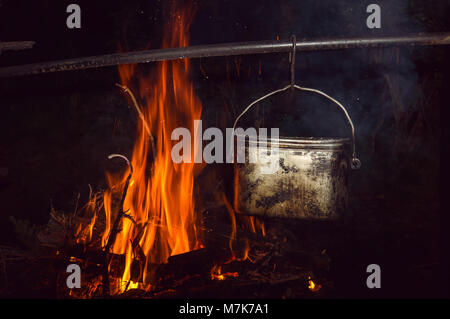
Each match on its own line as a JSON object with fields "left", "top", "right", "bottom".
{"left": 74, "top": 191, "right": 99, "bottom": 245}
{"left": 102, "top": 3, "right": 202, "bottom": 292}
{"left": 211, "top": 189, "right": 266, "bottom": 277}
{"left": 308, "top": 276, "right": 322, "bottom": 292}
{"left": 234, "top": 166, "right": 265, "bottom": 237}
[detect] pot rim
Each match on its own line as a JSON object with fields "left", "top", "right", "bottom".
{"left": 236, "top": 135, "right": 351, "bottom": 149}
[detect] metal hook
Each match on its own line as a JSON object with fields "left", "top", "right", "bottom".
{"left": 289, "top": 35, "right": 296, "bottom": 88}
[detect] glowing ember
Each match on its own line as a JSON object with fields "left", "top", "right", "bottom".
{"left": 210, "top": 265, "right": 238, "bottom": 281}
{"left": 308, "top": 276, "right": 322, "bottom": 292}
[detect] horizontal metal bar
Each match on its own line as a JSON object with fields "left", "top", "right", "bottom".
{"left": 0, "top": 33, "right": 449, "bottom": 78}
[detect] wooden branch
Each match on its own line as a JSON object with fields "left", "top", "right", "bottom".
{"left": 102, "top": 154, "right": 134, "bottom": 296}
{"left": 0, "top": 41, "right": 35, "bottom": 54}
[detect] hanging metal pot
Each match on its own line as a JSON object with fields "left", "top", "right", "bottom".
{"left": 232, "top": 85, "right": 361, "bottom": 220}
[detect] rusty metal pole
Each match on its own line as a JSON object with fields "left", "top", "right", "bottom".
{"left": 0, "top": 33, "right": 449, "bottom": 78}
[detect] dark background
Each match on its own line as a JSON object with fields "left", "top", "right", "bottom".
{"left": 0, "top": 0, "right": 449, "bottom": 298}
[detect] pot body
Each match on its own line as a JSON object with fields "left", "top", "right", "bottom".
{"left": 234, "top": 136, "right": 350, "bottom": 220}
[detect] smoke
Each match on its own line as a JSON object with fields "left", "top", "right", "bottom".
{"left": 192, "top": 0, "right": 440, "bottom": 196}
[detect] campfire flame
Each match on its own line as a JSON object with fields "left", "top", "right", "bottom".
{"left": 72, "top": 2, "right": 269, "bottom": 293}
{"left": 210, "top": 190, "right": 266, "bottom": 280}
{"left": 102, "top": 3, "right": 202, "bottom": 293}
{"left": 74, "top": 190, "right": 101, "bottom": 245}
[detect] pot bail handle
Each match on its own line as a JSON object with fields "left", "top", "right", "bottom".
{"left": 232, "top": 85, "right": 361, "bottom": 169}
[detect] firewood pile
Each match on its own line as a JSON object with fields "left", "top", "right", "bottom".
{"left": 0, "top": 165, "right": 334, "bottom": 298}
{"left": 0, "top": 195, "right": 333, "bottom": 299}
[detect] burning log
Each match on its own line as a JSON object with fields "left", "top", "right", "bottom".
{"left": 155, "top": 248, "right": 216, "bottom": 286}
{"left": 133, "top": 270, "right": 316, "bottom": 299}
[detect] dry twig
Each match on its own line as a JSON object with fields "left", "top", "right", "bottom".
{"left": 102, "top": 154, "right": 135, "bottom": 296}
{"left": 115, "top": 83, "right": 156, "bottom": 161}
